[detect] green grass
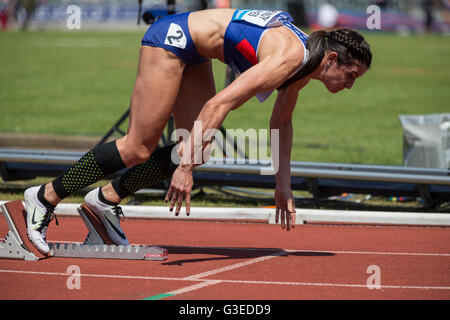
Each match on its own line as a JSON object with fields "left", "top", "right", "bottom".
{"left": 1, "top": 30, "right": 449, "bottom": 167}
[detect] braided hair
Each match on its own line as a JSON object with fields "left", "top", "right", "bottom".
{"left": 279, "top": 29, "right": 372, "bottom": 89}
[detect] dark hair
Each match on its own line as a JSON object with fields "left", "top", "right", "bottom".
{"left": 278, "top": 29, "right": 372, "bottom": 90}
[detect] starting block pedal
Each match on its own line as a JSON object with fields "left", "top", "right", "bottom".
{"left": 0, "top": 200, "right": 168, "bottom": 261}
{"left": 0, "top": 201, "right": 50, "bottom": 261}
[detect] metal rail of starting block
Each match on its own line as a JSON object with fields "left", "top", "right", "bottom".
{"left": 0, "top": 200, "right": 168, "bottom": 261}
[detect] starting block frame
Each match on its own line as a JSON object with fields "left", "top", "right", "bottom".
{"left": 0, "top": 200, "right": 168, "bottom": 261}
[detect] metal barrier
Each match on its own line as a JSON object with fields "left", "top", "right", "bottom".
{"left": 0, "top": 148, "right": 449, "bottom": 206}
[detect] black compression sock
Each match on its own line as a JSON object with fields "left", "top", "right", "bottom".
{"left": 52, "top": 141, "right": 126, "bottom": 199}
{"left": 37, "top": 184, "right": 56, "bottom": 211}
{"left": 111, "top": 143, "right": 179, "bottom": 199}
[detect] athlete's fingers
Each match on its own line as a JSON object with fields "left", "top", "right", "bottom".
{"left": 169, "top": 190, "right": 178, "bottom": 212}
{"left": 280, "top": 211, "right": 286, "bottom": 229}
{"left": 185, "top": 192, "right": 191, "bottom": 216}
{"left": 175, "top": 192, "right": 184, "bottom": 216}
{"left": 275, "top": 207, "right": 280, "bottom": 224}
{"left": 165, "top": 186, "right": 173, "bottom": 203}
{"left": 290, "top": 210, "right": 296, "bottom": 229}
{"left": 286, "top": 212, "right": 291, "bottom": 231}
{"left": 287, "top": 199, "right": 296, "bottom": 230}
{"left": 286, "top": 210, "right": 296, "bottom": 231}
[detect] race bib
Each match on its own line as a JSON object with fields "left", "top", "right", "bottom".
{"left": 164, "top": 23, "right": 187, "bottom": 49}
{"left": 232, "top": 10, "right": 293, "bottom": 27}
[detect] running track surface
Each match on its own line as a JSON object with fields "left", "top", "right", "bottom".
{"left": 0, "top": 214, "right": 449, "bottom": 300}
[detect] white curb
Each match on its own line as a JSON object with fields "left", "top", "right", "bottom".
{"left": 1, "top": 201, "right": 448, "bottom": 227}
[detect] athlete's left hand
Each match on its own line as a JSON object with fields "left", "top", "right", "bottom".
{"left": 274, "top": 187, "right": 296, "bottom": 231}
{"left": 165, "top": 165, "right": 193, "bottom": 216}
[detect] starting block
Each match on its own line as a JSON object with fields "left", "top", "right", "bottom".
{"left": 0, "top": 200, "right": 168, "bottom": 261}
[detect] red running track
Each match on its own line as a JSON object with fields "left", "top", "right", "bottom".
{"left": 0, "top": 214, "right": 449, "bottom": 300}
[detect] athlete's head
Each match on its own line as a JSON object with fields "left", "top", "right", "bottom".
{"left": 311, "top": 29, "right": 372, "bottom": 93}
{"left": 280, "top": 29, "right": 372, "bottom": 93}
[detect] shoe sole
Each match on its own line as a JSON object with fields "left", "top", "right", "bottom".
{"left": 80, "top": 203, "right": 129, "bottom": 246}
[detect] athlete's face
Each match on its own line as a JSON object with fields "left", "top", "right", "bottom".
{"left": 320, "top": 52, "right": 368, "bottom": 94}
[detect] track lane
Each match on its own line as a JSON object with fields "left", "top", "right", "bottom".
{"left": 0, "top": 215, "right": 449, "bottom": 299}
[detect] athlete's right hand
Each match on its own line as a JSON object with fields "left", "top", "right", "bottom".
{"left": 165, "top": 165, "right": 193, "bottom": 216}
{"left": 274, "top": 187, "right": 296, "bottom": 231}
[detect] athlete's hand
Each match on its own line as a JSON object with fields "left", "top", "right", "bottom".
{"left": 274, "top": 187, "right": 296, "bottom": 231}
{"left": 165, "top": 165, "right": 193, "bottom": 216}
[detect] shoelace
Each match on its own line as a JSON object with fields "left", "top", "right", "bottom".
{"left": 113, "top": 206, "right": 126, "bottom": 222}
{"left": 37, "top": 209, "right": 58, "bottom": 233}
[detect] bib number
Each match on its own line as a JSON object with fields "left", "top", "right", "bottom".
{"left": 164, "top": 23, "right": 187, "bottom": 49}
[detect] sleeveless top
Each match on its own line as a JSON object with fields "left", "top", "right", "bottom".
{"left": 223, "top": 10, "right": 309, "bottom": 102}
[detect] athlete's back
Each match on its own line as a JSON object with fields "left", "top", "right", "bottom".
{"left": 188, "top": 8, "right": 235, "bottom": 61}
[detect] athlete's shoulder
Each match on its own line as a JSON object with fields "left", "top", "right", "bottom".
{"left": 260, "top": 26, "right": 305, "bottom": 60}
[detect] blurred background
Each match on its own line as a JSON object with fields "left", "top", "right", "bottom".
{"left": 0, "top": 0, "right": 449, "bottom": 164}
{"left": 0, "top": 0, "right": 449, "bottom": 165}
{"left": 0, "top": 0, "right": 449, "bottom": 33}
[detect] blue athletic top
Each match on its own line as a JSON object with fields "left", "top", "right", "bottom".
{"left": 142, "top": 10, "right": 309, "bottom": 103}
{"left": 223, "top": 10, "right": 309, "bottom": 102}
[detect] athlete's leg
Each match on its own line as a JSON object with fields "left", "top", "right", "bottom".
{"left": 101, "top": 60, "right": 216, "bottom": 204}
{"left": 43, "top": 46, "right": 185, "bottom": 205}
{"left": 116, "top": 46, "right": 185, "bottom": 167}
{"left": 173, "top": 60, "right": 216, "bottom": 133}
{"left": 25, "top": 46, "right": 185, "bottom": 252}
{"left": 166, "top": 61, "right": 216, "bottom": 213}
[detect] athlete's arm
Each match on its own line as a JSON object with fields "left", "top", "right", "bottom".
{"left": 270, "top": 72, "right": 310, "bottom": 231}
{"left": 166, "top": 51, "right": 302, "bottom": 216}
{"left": 182, "top": 44, "right": 305, "bottom": 164}
{"left": 270, "top": 84, "right": 299, "bottom": 231}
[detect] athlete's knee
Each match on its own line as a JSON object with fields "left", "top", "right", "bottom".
{"left": 126, "top": 145, "right": 155, "bottom": 167}
{"left": 110, "top": 143, "right": 179, "bottom": 199}
{"left": 117, "top": 138, "right": 156, "bottom": 167}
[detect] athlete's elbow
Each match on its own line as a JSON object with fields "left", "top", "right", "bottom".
{"left": 270, "top": 113, "right": 292, "bottom": 129}
{"left": 270, "top": 102, "right": 294, "bottom": 127}
{"left": 262, "top": 67, "right": 293, "bottom": 92}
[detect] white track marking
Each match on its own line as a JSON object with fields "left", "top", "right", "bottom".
{"left": 1, "top": 242, "right": 449, "bottom": 297}
{"left": 219, "top": 279, "right": 450, "bottom": 290}
{"left": 0, "top": 269, "right": 449, "bottom": 291}
{"left": 182, "top": 251, "right": 287, "bottom": 280}
{"left": 0, "top": 269, "right": 184, "bottom": 281}
{"left": 167, "top": 280, "right": 223, "bottom": 295}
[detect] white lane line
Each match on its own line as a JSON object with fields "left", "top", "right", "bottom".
{"left": 0, "top": 269, "right": 185, "bottom": 282}
{"left": 0, "top": 269, "right": 449, "bottom": 291}
{"left": 170, "top": 251, "right": 287, "bottom": 297}
{"left": 167, "top": 280, "right": 223, "bottom": 296}
{"left": 219, "top": 279, "right": 450, "bottom": 291}
{"left": 1, "top": 238, "right": 448, "bottom": 257}
{"left": 182, "top": 251, "right": 288, "bottom": 280}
